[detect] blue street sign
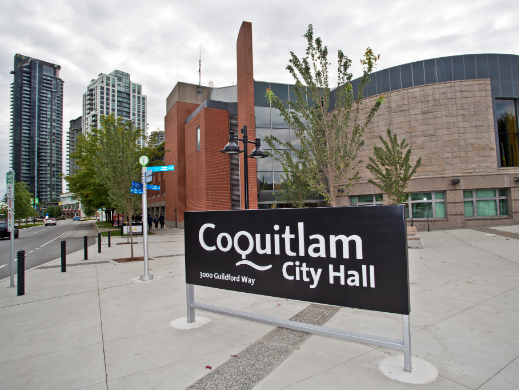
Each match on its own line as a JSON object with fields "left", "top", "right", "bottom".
{"left": 147, "top": 165, "right": 174, "bottom": 172}
{"left": 130, "top": 188, "right": 143, "bottom": 195}
{"left": 147, "top": 185, "right": 160, "bottom": 191}
{"left": 145, "top": 175, "right": 153, "bottom": 183}
{"left": 132, "top": 181, "right": 143, "bottom": 189}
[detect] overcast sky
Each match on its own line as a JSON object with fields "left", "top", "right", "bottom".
{"left": 1, "top": 0, "right": 518, "bottom": 196}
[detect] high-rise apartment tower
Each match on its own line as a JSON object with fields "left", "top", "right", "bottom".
{"left": 82, "top": 70, "right": 147, "bottom": 132}
{"left": 10, "top": 54, "right": 64, "bottom": 204}
{"left": 66, "top": 116, "right": 82, "bottom": 178}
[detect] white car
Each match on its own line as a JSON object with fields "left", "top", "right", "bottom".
{"left": 44, "top": 218, "right": 57, "bottom": 226}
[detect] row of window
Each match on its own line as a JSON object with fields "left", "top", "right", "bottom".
{"left": 350, "top": 190, "right": 510, "bottom": 218}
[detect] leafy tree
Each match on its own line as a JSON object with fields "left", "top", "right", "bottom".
{"left": 12, "top": 182, "right": 34, "bottom": 224}
{"left": 265, "top": 146, "right": 317, "bottom": 208}
{"left": 66, "top": 126, "right": 112, "bottom": 216}
{"left": 66, "top": 126, "right": 168, "bottom": 221}
{"left": 83, "top": 204, "right": 97, "bottom": 218}
{"left": 366, "top": 127, "right": 422, "bottom": 205}
{"left": 264, "top": 24, "right": 384, "bottom": 207}
{"left": 45, "top": 205, "right": 63, "bottom": 219}
{"left": 95, "top": 115, "right": 143, "bottom": 259}
{"left": 141, "top": 129, "right": 169, "bottom": 167}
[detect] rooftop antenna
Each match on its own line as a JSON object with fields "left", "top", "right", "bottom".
{"left": 198, "top": 44, "right": 202, "bottom": 94}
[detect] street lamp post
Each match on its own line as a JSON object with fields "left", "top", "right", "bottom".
{"left": 221, "top": 125, "right": 266, "bottom": 209}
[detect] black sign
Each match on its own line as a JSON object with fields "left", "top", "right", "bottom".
{"left": 185, "top": 206, "right": 410, "bottom": 315}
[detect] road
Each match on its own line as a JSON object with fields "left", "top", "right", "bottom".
{"left": 0, "top": 220, "right": 97, "bottom": 280}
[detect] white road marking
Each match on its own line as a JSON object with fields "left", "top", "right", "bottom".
{"left": 0, "top": 264, "right": 6, "bottom": 269}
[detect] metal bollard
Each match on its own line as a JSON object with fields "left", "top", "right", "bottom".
{"left": 61, "top": 240, "right": 66, "bottom": 272}
{"left": 84, "top": 236, "right": 88, "bottom": 260}
{"left": 17, "top": 250, "right": 25, "bottom": 296}
{"left": 98, "top": 232, "right": 102, "bottom": 253}
{"left": 108, "top": 230, "right": 111, "bottom": 247}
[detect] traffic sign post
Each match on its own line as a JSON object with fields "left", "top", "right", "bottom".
{"left": 139, "top": 156, "right": 153, "bottom": 281}
{"left": 6, "top": 171, "right": 15, "bottom": 288}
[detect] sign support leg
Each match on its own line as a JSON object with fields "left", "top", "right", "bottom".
{"left": 186, "top": 283, "right": 195, "bottom": 323}
{"left": 403, "top": 314, "right": 412, "bottom": 372}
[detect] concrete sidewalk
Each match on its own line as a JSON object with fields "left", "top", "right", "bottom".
{"left": 1, "top": 225, "right": 518, "bottom": 389}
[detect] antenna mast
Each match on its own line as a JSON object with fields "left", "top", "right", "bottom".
{"left": 198, "top": 44, "right": 202, "bottom": 94}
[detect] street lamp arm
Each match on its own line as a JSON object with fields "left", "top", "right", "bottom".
{"left": 221, "top": 126, "right": 266, "bottom": 210}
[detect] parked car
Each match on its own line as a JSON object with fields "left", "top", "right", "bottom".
{"left": 44, "top": 218, "right": 57, "bottom": 226}
{"left": 0, "top": 222, "right": 18, "bottom": 239}
{"left": 73, "top": 216, "right": 80, "bottom": 221}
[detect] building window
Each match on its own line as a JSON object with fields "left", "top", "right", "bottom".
{"left": 463, "top": 189, "right": 508, "bottom": 217}
{"left": 496, "top": 99, "right": 519, "bottom": 167}
{"left": 196, "top": 126, "right": 201, "bottom": 151}
{"left": 350, "top": 195, "right": 383, "bottom": 206}
{"left": 405, "top": 192, "right": 446, "bottom": 219}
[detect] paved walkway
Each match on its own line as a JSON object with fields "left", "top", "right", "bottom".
{"left": 0, "top": 225, "right": 518, "bottom": 389}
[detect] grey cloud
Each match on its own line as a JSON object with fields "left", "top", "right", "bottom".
{"left": 0, "top": 0, "right": 518, "bottom": 195}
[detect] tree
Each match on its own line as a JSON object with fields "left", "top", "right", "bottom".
{"left": 264, "top": 24, "right": 384, "bottom": 207}
{"left": 95, "top": 115, "right": 143, "bottom": 259}
{"left": 83, "top": 204, "right": 97, "bottom": 218}
{"left": 66, "top": 125, "right": 113, "bottom": 216}
{"left": 66, "top": 126, "right": 168, "bottom": 219}
{"left": 13, "top": 182, "right": 34, "bottom": 224}
{"left": 141, "top": 129, "right": 169, "bottom": 167}
{"left": 366, "top": 127, "right": 422, "bottom": 205}
{"left": 45, "top": 205, "right": 63, "bottom": 219}
{"left": 265, "top": 146, "right": 317, "bottom": 208}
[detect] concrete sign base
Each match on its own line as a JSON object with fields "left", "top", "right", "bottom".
{"left": 170, "top": 316, "right": 211, "bottom": 330}
{"left": 379, "top": 355, "right": 438, "bottom": 384}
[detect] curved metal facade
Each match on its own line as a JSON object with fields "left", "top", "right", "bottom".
{"left": 337, "top": 54, "right": 519, "bottom": 102}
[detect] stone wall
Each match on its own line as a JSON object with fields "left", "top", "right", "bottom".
{"left": 357, "top": 79, "right": 497, "bottom": 180}
{"left": 337, "top": 79, "right": 519, "bottom": 227}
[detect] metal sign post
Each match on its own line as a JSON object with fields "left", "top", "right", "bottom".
{"left": 139, "top": 156, "right": 153, "bottom": 281}
{"left": 6, "top": 171, "right": 15, "bottom": 288}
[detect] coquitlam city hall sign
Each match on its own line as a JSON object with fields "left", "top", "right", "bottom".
{"left": 184, "top": 206, "right": 413, "bottom": 371}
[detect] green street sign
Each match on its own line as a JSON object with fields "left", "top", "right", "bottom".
{"left": 139, "top": 156, "right": 149, "bottom": 166}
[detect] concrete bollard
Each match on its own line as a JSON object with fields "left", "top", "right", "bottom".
{"left": 17, "top": 250, "right": 25, "bottom": 296}
{"left": 61, "top": 240, "right": 66, "bottom": 272}
{"left": 84, "top": 236, "right": 88, "bottom": 260}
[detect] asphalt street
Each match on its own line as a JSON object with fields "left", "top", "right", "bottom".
{"left": 0, "top": 220, "right": 97, "bottom": 280}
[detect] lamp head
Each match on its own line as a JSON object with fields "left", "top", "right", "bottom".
{"left": 249, "top": 138, "right": 266, "bottom": 158}
{"left": 220, "top": 131, "right": 243, "bottom": 154}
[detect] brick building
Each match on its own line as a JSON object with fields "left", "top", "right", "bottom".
{"left": 148, "top": 21, "right": 519, "bottom": 229}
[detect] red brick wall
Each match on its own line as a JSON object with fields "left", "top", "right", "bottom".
{"left": 185, "top": 107, "right": 231, "bottom": 211}
{"left": 205, "top": 109, "right": 231, "bottom": 210}
{"left": 160, "top": 101, "right": 199, "bottom": 225}
{"left": 237, "top": 21, "right": 258, "bottom": 209}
